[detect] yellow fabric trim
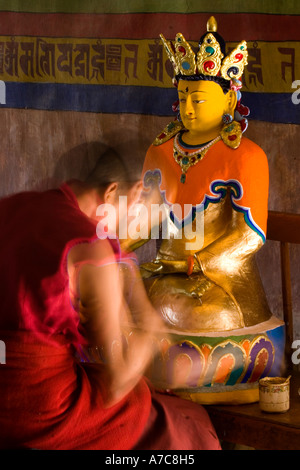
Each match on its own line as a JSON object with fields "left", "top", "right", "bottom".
{"left": 175, "top": 387, "right": 259, "bottom": 405}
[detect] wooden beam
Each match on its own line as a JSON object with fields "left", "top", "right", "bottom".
{"left": 267, "top": 211, "right": 300, "bottom": 244}
{"left": 280, "top": 241, "right": 294, "bottom": 364}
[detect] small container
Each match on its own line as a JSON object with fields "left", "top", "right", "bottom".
{"left": 259, "top": 376, "right": 291, "bottom": 413}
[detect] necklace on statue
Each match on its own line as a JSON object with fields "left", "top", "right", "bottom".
{"left": 173, "top": 132, "right": 221, "bottom": 183}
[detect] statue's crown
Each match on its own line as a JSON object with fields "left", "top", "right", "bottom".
{"left": 160, "top": 16, "right": 248, "bottom": 82}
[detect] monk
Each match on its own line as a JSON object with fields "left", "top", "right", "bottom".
{"left": 0, "top": 146, "right": 221, "bottom": 450}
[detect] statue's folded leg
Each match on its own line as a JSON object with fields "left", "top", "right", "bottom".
{"left": 143, "top": 272, "right": 243, "bottom": 332}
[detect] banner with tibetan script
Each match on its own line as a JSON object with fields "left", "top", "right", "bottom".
{"left": 0, "top": 1, "right": 299, "bottom": 123}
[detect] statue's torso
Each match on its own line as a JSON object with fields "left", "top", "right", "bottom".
{"left": 141, "top": 134, "right": 272, "bottom": 332}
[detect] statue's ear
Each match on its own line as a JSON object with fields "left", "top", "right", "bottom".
{"left": 225, "top": 90, "right": 237, "bottom": 115}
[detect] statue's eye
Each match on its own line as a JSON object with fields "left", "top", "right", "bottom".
{"left": 179, "top": 99, "right": 186, "bottom": 103}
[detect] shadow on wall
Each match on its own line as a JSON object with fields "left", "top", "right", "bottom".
{"left": 52, "top": 141, "right": 109, "bottom": 186}
{"left": 35, "top": 138, "right": 147, "bottom": 191}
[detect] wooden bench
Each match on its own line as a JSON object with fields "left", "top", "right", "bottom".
{"left": 206, "top": 211, "right": 300, "bottom": 450}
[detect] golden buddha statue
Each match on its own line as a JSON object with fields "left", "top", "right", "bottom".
{"left": 136, "top": 17, "right": 285, "bottom": 404}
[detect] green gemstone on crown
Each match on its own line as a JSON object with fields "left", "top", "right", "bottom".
{"left": 205, "top": 46, "right": 215, "bottom": 55}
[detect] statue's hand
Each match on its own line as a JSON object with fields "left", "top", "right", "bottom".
{"left": 141, "top": 258, "right": 202, "bottom": 274}
{"left": 184, "top": 276, "right": 213, "bottom": 301}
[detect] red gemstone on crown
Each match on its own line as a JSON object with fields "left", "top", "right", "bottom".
{"left": 178, "top": 46, "right": 186, "bottom": 56}
{"left": 228, "top": 135, "right": 237, "bottom": 141}
{"left": 204, "top": 60, "right": 215, "bottom": 71}
{"left": 159, "top": 133, "right": 166, "bottom": 139}
{"left": 235, "top": 53, "right": 243, "bottom": 62}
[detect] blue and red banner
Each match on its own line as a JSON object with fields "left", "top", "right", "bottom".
{"left": 0, "top": 1, "right": 299, "bottom": 123}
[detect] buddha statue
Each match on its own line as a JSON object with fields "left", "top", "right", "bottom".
{"left": 136, "top": 17, "right": 285, "bottom": 404}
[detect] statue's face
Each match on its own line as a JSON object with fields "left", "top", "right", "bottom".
{"left": 178, "top": 79, "right": 230, "bottom": 136}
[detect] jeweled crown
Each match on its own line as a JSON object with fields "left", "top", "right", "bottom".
{"left": 160, "top": 16, "right": 248, "bottom": 81}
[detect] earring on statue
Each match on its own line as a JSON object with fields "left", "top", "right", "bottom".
{"left": 222, "top": 113, "right": 233, "bottom": 124}
{"left": 220, "top": 113, "right": 242, "bottom": 150}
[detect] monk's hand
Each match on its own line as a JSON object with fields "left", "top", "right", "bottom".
{"left": 104, "top": 332, "right": 155, "bottom": 408}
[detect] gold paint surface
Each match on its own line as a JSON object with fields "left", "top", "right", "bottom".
{"left": 141, "top": 191, "right": 272, "bottom": 332}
